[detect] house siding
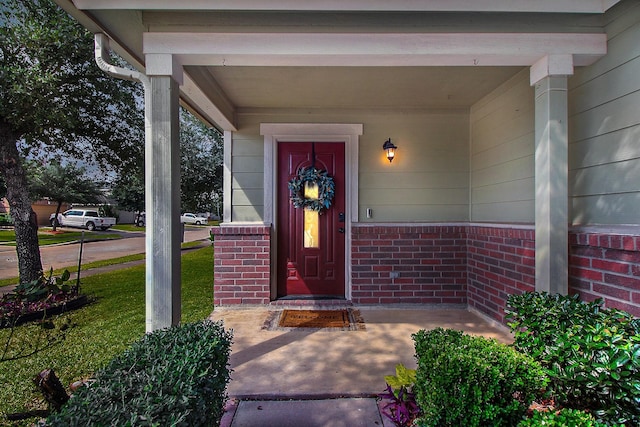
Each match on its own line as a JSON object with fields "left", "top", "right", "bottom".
{"left": 568, "top": 1, "right": 640, "bottom": 225}
{"left": 215, "top": 1, "right": 640, "bottom": 322}
{"left": 234, "top": 110, "right": 470, "bottom": 223}
{"left": 469, "top": 69, "right": 535, "bottom": 223}
{"left": 230, "top": 130, "right": 265, "bottom": 222}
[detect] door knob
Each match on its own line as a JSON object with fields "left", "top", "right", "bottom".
{"left": 338, "top": 227, "right": 345, "bottom": 233}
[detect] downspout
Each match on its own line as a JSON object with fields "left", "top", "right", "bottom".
{"left": 94, "top": 33, "right": 150, "bottom": 89}
{"left": 94, "top": 33, "right": 155, "bottom": 332}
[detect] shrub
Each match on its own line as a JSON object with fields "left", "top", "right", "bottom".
{"left": 45, "top": 320, "right": 233, "bottom": 426}
{"left": 518, "top": 409, "right": 622, "bottom": 427}
{"left": 506, "top": 292, "right": 640, "bottom": 425}
{"left": 412, "top": 328, "right": 548, "bottom": 427}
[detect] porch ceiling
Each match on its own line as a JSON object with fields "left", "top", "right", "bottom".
{"left": 187, "top": 65, "right": 524, "bottom": 112}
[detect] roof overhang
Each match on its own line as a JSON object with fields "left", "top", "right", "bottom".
{"left": 57, "top": 0, "right": 617, "bottom": 131}
{"left": 144, "top": 32, "right": 607, "bottom": 68}
{"left": 73, "top": 0, "right": 622, "bottom": 14}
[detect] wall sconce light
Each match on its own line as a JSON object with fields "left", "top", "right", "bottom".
{"left": 383, "top": 138, "right": 397, "bottom": 163}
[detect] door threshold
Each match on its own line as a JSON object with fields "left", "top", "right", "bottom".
{"left": 270, "top": 296, "right": 352, "bottom": 308}
{"left": 278, "top": 295, "right": 345, "bottom": 301}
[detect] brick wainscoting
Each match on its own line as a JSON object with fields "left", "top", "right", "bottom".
{"left": 211, "top": 225, "right": 271, "bottom": 305}
{"left": 351, "top": 225, "right": 467, "bottom": 305}
{"left": 570, "top": 230, "right": 640, "bottom": 317}
{"left": 211, "top": 223, "right": 640, "bottom": 322}
{"left": 466, "top": 226, "right": 536, "bottom": 324}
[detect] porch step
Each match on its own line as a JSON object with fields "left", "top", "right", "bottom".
{"left": 269, "top": 298, "right": 353, "bottom": 309}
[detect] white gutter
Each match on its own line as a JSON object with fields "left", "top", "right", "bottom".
{"left": 94, "top": 33, "right": 149, "bottom": 90}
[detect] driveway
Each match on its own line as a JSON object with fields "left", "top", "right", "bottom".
{"left": 0, "top": 226, "right": 212, "bottom": 280}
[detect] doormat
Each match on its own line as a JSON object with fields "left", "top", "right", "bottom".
{"left": 262, "top": 308, "right": 365, "bottom": 331}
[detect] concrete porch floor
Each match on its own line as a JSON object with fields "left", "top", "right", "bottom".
{"left": 209, "top": 305, "right": 514, "bottom": 426}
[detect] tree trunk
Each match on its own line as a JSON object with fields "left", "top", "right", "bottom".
{"left": 34, "top": 369, "right": 69, "bottom": 412}
{"left": 51, "top": 200, "right": 63, "bottom": 231}
{"left": 0, "top": 120, "right": 44, "bottom": 284}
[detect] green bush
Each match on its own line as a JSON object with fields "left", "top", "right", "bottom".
{"left": 45, "top": 320, "right": 233, "bottom": 426}
{"left": 506, "top": 292, "right": 640, "bottom": 425}
{"left": 518, "top": 409, "right": 621, "bottom": 427}
{"left": 412, "top": 328, "right": 548, "bottom": 427}
{"left": 0, "top": 213, "right": 12, "bottom": 226}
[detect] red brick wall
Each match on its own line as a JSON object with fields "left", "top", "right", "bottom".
{"left": 570, "top": 230, "right": 640, "bottom": 317}
{"left": 466, "top": 226, "right": 536, "bottom": 324}
{"left": 211, "top": 225, "right": 271, "bottom": 305}
{"left": 210, "top": 223, "right": 640, "bottom": 321}
{"left": 351, "top": 225, "right": 467, "bottom": 305}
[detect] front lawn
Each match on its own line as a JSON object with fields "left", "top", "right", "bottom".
{"left": 0, "top": 229, "right": 122, "bottom": 246}
{"left": 0, "top": 245, "right": 214, "bottom": 425}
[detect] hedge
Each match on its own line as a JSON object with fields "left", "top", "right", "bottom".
{"left": 45, "top": 320, "right": 233, "bottom": 426}
{"left": 413, "top": 328, "right": 547, "bottom": 427}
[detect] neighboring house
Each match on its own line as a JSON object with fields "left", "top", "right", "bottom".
{"left": 1, "top": 198, "right": 72, "bottom": 226}
{"left": 57, "top": 0, "right": 640, "bottom": 331}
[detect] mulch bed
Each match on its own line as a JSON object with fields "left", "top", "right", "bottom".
{"left": 0, "top": 295, "right": 90, "bottom": 328}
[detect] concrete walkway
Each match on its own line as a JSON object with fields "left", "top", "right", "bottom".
{"left": 210, "top": 305, "right": 513, "bottom": 426}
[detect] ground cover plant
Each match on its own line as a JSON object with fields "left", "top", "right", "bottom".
{"left": 0, "top": 245, "right": 215, "bottom": 426}
{"left": 506, "top": 292, "right": 640, "bottom": 426}
{"left": 45, "top": 320, "right": 232, "bottom": 427}
{"left": 412, "top": 328, "right": 548, "bottom": 427}
{"left": 379, "top": 363, "right": 420, "bottom": 426}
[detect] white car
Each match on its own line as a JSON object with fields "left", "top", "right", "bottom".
{"left": 180, "top": 213, "right": 208, "bottom": 225}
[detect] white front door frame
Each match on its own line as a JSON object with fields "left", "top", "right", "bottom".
{"left": 261, "top": 123, "right": 363, "bottom": 300}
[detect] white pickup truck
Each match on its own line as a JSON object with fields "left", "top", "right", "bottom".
{"left": 50, "top": 209, "right": 117, "bottom": 231}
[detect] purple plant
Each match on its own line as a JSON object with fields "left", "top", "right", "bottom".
{"left": 379, "top": 383, "right": 420, "bottom": 427}
{"left": 0, "top": 269, "right": 78, "bottom": 327}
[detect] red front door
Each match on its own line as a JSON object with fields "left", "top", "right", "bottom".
{"left": 277, "top": 142, "right": 345, "bottom": 298}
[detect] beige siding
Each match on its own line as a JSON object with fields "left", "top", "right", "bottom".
{"left": 232, "top": 110, "right": 469, "bottom": 222}
{"left": 469, "top": 68, "right": 535, "bottom": 222}
{"left": 231, "top": 125, "right": 264, "bottom": 222}
{"left": 568, "top": 1, "right": 640, "bottom": 225}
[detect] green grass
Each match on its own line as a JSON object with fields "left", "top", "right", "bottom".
{"left": 0, "top": 245, "right": 215, "bottom": 425}
{"left": 0, "top": 242, "right": 206, "bottom": 288}
{"left": 0, "top": 229, "right": 122, "bottom": 246}
{"left": 112, "top": 221, "right": 220, "bottom": 233}
{"left": 111, "top": 224, "right": 145, "bottom": 232}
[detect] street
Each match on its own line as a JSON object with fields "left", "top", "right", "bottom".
{"left": 0, "top": 226, "right": 212, "bottom": 280}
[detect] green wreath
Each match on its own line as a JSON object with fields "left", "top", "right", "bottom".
{"left": 288, "top": 166, "right": 335, "bottom": 212}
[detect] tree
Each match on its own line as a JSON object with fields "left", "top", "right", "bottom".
{"left": 29, "top": 161, "right": 104, "bottom": 231}
{"left": 111, "top": 107, "right": 222, "bottom": 223}
{"left": 0, "top": 0, "right": 143, "bottom": 284}
{"left": 0, "top": 174, "right": 5, "bottom": 200}
{"left": 111, "top": 170, "right": 145, "bottom": 225}
{"left": 179, "top": 108, "right": 223, "bottom": 214}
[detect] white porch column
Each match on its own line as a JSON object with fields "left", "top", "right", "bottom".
{"left": 531, "top": 55, "right": 572, "bottom": 295}
{"left": 145, "top": 57, "right": 182, "bottom": 332}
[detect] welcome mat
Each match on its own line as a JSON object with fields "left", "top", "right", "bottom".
{"left": 262, "top": 308, "right": 365, "bottom": 331}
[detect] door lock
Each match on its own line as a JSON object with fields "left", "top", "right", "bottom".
{"left": 338, "top": 212, "right": 345, "bottom": 222}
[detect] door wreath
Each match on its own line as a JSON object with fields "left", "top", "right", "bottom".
{"left": 288, "top": 166, "right": 335, "bottom": 212}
